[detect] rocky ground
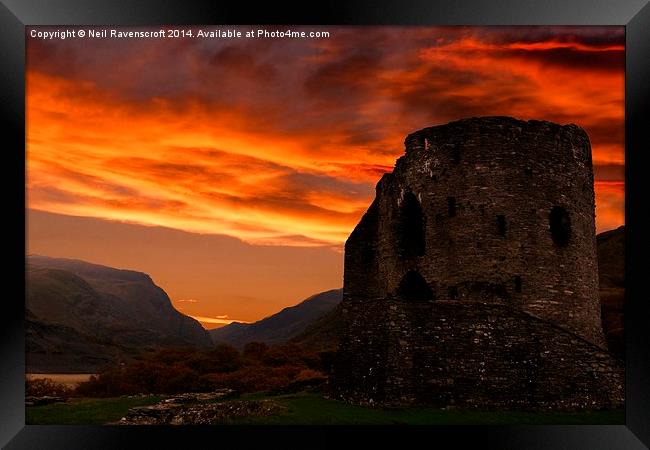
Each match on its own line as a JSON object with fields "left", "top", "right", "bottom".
{"left": 25, "top": 396, "right": 66, "bottom": 407}
{"left": 113, "top": 390, "right": 287, "bottom": 425}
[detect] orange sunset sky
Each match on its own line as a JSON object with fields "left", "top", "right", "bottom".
{"left": 26, "top": 26, "right": 625, "bottom": 328}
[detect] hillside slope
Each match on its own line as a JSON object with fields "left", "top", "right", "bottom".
{"left": 597, "top": 226, "right": 625, "bottom": 358}
{"left": 209, "top": 289, "right": 342, "bottom": 348}
{"left": 27, "top": 255, "right": 212, "bottom": 373}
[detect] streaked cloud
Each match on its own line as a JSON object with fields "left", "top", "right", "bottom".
{"left": 26, "top": 26, "right": 624, "bottom": 245}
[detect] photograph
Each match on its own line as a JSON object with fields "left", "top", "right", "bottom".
{"left": 23, "top": 25, "right": 627, "bottom": 426}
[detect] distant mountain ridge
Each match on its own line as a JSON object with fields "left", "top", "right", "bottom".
{"left": 27, "top": 255, "right": 212, "bottom": 373}
{"left": 209, "top": 289, "right": 343, "bottom": 348}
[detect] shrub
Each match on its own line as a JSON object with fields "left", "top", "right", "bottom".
{"left": 26, "top": 378, "right": 72, "bottom": 397}
{"left": 243, "top": 342, "right": 269, "bottom": 361}
{"left": 73, "top": 342, "right": 331, "bottom": 397}
{"left": 203, "top": 344, "right": 242, "bottom": 373}
{"left": 75, "top": 371, "right": 136, "bottom": 398}
{"left": 295, "top": 369, "right": 326, "bottom": 382}
{"left": 157, "top": 365, "right": 200, "bottom": 394}
{"left": 123, "top": 361, "right": 168, "bottom": 393}
{"left": 262, "top": 343, "right": 320, "bottom": 369}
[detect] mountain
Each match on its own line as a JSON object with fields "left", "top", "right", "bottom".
{"left": 290, "top": 302, "right": 344, "bottom": 351}
{"left": 597, "top": 226, "right": 625, "bottom": 358}
{"left": 209, "top": 289, "right": 343, "bottom": 348}
{"left": 26, "top": 255, "right": 212, "bottom": 373}
{"left": 597, "top": 226, "right": 624, "bottom": 288}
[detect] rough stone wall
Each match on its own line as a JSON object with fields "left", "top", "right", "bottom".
{"left": 334, "top": 116, "right": 621, "bottom": 409}
{"left": 334, "top": 300, "right": 624, "bottom": 409}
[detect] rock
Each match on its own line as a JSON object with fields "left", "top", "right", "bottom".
{"left": 117, "top": 398, "right": 285, "bottom": 425}
{"left": 161, "top": 389, "right": 235, "bottom": 404}
{"left": 25, "top": 396, "right": 66, "bottom": 406}
{"left": 114, "top": 390, "right": 282, "bottom": 425}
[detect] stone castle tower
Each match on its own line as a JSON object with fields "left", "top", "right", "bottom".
{"left": 333, "top": 117, "right": 623, "bottom": 409}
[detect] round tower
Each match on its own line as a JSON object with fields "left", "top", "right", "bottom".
{"left": 333, "top": 117, "right": 621, "bottom": 409}
{"left": 351, "top": 116, "right": 603, "bottom": 346}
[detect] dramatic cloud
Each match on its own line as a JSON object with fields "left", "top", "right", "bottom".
{"left": 26, "top": 26, "right": 624, "bottom": 246}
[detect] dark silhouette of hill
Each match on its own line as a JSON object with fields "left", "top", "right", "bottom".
{"left": 209, "top": 289, "right": 342, "bottom": 348}
{"left": 26, "top": 255, "right": 212, "bottom": 373}
{"left": 597, "top": 226, "right": 625, "bottom": 358}
{"left": 289, "top": 302, "right": 344, "bottom": 351}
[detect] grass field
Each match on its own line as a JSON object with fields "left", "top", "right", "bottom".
{"left": 25, "top": 396, "right": 163, "bottom": 425}
{"left": 232, "top": 392, "right": 624, "bottom": 425}
{"left": 26, "top": 392, "right": 624, "bottom": 425}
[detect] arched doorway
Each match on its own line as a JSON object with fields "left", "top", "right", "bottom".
{"left": 397, "top": 270, "right": 434, "bottom": 301}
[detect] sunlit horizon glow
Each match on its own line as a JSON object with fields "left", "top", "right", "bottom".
{"left": 27, "top": 26, "right": 624, "bottom": 249}
{"left": 186, "top": 314, "right": 250, "bottom": 327}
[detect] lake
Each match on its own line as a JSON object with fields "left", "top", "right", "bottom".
{"left": 26, "top": 373, "right": 95, "bottom": 388}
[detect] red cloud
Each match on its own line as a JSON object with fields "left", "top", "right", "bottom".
{"left": 27, "top": 26, "right": 624, "bottom": 244}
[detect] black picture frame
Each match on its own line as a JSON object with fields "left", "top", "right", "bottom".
{"left": 2, "top": 1, "right": 648, "bottom": 448}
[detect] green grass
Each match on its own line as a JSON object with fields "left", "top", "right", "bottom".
{"left": 232, "top": 392, "right": 625, "bottom": 425}
{"left": 26, "top": 396, "right": 162, "bottom": 425}
{"left": 25, "top": 392, "right": 624, "bottom": 425}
